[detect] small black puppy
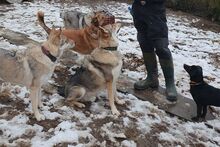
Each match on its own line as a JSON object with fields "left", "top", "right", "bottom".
{"left": 183, "top": 64, "right": 220, "bottom": 121}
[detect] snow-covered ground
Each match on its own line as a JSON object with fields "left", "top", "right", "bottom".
{"left": 0, "top": 0, "right": 220, "bottom": 146}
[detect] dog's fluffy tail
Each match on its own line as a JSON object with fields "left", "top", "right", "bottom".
{"left": 37, "top": 11, "right": 51, "bottom": 34}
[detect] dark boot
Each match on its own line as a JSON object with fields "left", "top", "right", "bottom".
{"left": 134, "top": 52, "right": 159, "bottom": 90}
{"left": 159, "top": 59, "right": 177, "bottom": 102}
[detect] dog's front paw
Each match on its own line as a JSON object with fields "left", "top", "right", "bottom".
{"left": 67, "top": 100, "right": 86, "bottom": 108}
{"left": 112, "top": 108, "right": 120, "bottom": 116}
{"left": 35, "top": 112, "right": 45, "bottom": 121}
{"left": 116, "top": 98, "right": 125, "bottom": 105}
{"left": 76, "top": 103, "right": 85, "bottom": 108}
{"left": 73, "top": 101, "right": 85, "bottom": 108}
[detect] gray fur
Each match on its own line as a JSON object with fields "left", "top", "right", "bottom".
{"left": 60, "top": 10, "right": 89, "bottom": 29}
{"left": 0, "top": 31, "right": 75, "bottom": 121}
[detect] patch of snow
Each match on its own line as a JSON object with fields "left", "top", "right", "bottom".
{"left": 0, "top": 0, "right": 220, "bottom": 146}
{"left": 121, "top": 140, "right": 137, "bottom": 147}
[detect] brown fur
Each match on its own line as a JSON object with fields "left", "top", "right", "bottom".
{"left": 37, "top": 11, "right": 118, "bottom": 55}
{"left": 91, "top": 10, "right": 115, "bottom": 27}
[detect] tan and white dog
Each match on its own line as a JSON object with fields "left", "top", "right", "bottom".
{"left": 0, "top": 28, "right": 75, "bottom": 121}
{"left": 58, "top": 23, "right": 125, "bottom": 116}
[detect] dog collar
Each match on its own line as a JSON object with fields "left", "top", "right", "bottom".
{"left": 41, "top": 46, "right": 57, "bottom": 62}
{"left": 103, "top": 47, "right": 117, "bottom": 51}
{"left": 189, "top": 81, "right": 203, "bottom": 86}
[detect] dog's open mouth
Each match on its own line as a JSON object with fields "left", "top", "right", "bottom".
{"left": 41, "top": 46, "right": 57, "bottom": 62}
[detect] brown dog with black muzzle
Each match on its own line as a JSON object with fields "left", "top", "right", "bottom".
{"left": 37, "top": 11, "right": 119, "bottom": 55}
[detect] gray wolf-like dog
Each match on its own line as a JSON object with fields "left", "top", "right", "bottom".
{"left": 0, "top": 28, "right": 74, "bottom": 121}
{"left": 58, "top": 23, "right": 125, "bottom": 116}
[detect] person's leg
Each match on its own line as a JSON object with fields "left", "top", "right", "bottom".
{"left": 132, "top": 4, "right": 159, "bottom": 90}
{"left": 134, "top": 31, "right": 159, "bottom": 90}
{"left": 154, "top": 38, "right": 177, "bottom": 101}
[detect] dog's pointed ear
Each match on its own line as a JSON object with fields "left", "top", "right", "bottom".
{"left": 51, "top": 26, "right": 56, "bottom": 33}
{"left": 50, "top": 25, "right": 56, "bottom": 33}
{"left": 58, "top": 27, "right": 62, "bottom": 35}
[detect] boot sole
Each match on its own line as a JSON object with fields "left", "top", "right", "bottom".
{"left": 166, "top": 94, "right": 177, "bottom": 102}
{"left": 134, "top": 85, "right": 159, "bottom": 90}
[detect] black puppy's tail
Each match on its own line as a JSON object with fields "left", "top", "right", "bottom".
{"left": 57, "top": 86, "right": 66, "bottom": 97}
